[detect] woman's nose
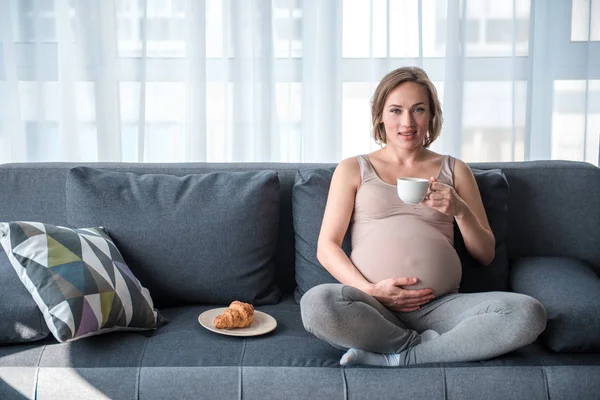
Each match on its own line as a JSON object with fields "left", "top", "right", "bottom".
{"left": 401, "top": 112, "right": 414, "bottom": 127}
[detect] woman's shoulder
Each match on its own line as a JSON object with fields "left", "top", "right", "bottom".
{"left": 333, "top": 156, "right": 362, "bottom": 185}
{"left": 449, "top": 156, "right": 471, "bottom": 175}
{"left": 447, "top": 156, "right": 477, "bottom": 192}
{"left": 335, "top": 156, "right": 360, "bottom": 176}
{"left": 337, "top": 155, "right": 361, "bottom": 170}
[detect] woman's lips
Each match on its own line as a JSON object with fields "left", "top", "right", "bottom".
{"left": 399, "top": 132, "right": 416, "bottom": 138}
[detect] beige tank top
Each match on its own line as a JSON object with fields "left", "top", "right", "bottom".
{"left": 350, "top": 154, "right": 462, "bottom": 297}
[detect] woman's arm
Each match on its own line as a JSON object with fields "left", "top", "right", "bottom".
{"left": 316, "top": 158, "right": 371, "bottom": 292}
{"left": 423, "top": 159, "right": 495, "bottom": 265}
{"left": 453, "top": 160, "right": 495, "bottom": 265}
{"left": 317, "top": 158, "right": 435, "bottom": 312}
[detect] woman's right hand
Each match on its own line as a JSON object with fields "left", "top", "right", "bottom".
{"left": 366, "top": 277, "right": 435, "bottom": 313}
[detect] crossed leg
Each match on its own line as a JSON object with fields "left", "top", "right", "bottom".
{"left": 301, "top": 284, "right": 547, "bottom": 366}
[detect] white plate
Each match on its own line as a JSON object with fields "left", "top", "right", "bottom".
{"left": 198, "top": 307, "right": 277, "bottom": 337}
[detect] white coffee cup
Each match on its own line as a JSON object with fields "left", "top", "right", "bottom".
{"left": 397, "top": 177, "right": 430, "bottom": 204}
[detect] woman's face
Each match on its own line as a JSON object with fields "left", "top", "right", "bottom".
{"left": 381, "top": 82, "right": 431, "bottom": 150}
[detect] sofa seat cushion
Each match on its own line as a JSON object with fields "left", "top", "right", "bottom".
{"left": 141, "top": 296, "right": 343, "bottom": 368}
{"left": 3, "top": 297, "right": 600, "bottom": 370}
{"left": 0, "top": 222, "right": 163, "bottom": 343}
{"left": 66, "top": 167, "right": 281, "bottom": 307}
{"left": 510, "top": 256, "right": 600, "bottom": 352}
{"left": 6, "top": 295, "right": 597, "bottom": 369}
{"left": 2, "top": 295, "right": 600, "bottom": 399}
{"left": 0, "top": 248, "right": 49, "bottom": 344}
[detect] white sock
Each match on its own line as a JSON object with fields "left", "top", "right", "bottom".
{"left": 420, "top": 329, "right": 440, "bottom": 342}
{"left": 340, "top": 349, "right": 401, "bottom": 366}
{"left": 339, "top": 330, "right": 439, "bottom": 367}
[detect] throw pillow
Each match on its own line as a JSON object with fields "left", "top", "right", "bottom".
{"left": 66, "top": 167, "right": 281, "bottom": 307}
{"left": 292, "top": 168, "right": 349, "bottom": 302}
{"left": 454, "top": 168, "right": 510, "bottom": 293}
{"left": 0, "top": 247, "right": 49, "bottom": 344}
{"left": 511, "top": 257, "right": 600, "bottom": 352}
{"left": 0, "top": 222, "right": 163, "bottom": 343}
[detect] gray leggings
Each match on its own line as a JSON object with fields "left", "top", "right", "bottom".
{"left": 300, "top": 284, "right": 547, "bottom": 365}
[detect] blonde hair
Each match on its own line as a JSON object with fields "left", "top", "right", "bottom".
{"left": 371, "top": 66, "right": 443, "bottom": 148}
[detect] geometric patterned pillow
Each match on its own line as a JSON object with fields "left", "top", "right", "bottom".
{"left": 0, "top": 221, "right": 163, "bottom": 343}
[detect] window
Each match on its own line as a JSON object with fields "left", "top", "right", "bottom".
{"left": 462, "top": 81, "right": 527, "bottom": 162}
{"left": 120, "top": 82, "right": 186, "bottom": 162}
{"left": 552, "top": 80, "right": 600, "bottom": 163}
{"left": 1, "top": 0, "right": 598, "bottom": 165}
{"left": 342, "top": 83, "right": 378, "bottom": 158}
{"left": 274, "top": 0, "right": 303, "bottom": 58}
{"left": 571, "top": 0, "right": 600, "bottom": 41}
{"left": 116, "top": 0, "right": 187, "bottom": 58}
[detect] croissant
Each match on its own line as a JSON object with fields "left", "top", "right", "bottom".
{"left": 214, "top": 301, "right": 255, "bottom": 329}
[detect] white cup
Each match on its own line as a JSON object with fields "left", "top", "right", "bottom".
{"left": 397, "top": 177, "right": 430, "bottom": 204}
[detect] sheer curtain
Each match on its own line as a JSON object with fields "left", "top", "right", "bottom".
{"left": 0, "top": 0, "right": 598, "bottom": 165}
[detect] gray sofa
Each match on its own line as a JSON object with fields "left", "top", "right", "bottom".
{"left": 1, "top": 160, "right": 599, "bottom": 400}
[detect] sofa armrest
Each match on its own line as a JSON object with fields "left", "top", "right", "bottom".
{"left": 510, "top": 257, "right": 600, "bottom": 353}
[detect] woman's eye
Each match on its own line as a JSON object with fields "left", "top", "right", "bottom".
{"left": 391, "top": 108, "right": 401, "bottom": 114}
{"left": 414, "top": 107, "right": 425, "bottom": 113}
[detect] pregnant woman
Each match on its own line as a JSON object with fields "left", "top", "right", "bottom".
{"left": 300, "top": 66, "right": 547, "bottom": 366}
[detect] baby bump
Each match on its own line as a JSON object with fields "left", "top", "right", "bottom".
{"left": 351, "top": 232, "right": 462, "bottom": 297}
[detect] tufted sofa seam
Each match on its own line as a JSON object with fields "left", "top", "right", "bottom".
{"left": 238, "top": 339, "right": 247, "bottom": 400}
{"left": 33, "top": 344, "right": 46, "bottom": 400}
{"left": 541, "top": 366, "right": 550, "bottom": 400}
{"left": 441, "top": 366, "right": 448, "bottom": 400}
{"left": 135, "top": 335, "right": 150, "bottom": 400}
{"left": 340, "top": 367, "right": 348, "bottom": 400}
{"left": 539, "top": 350, "right": 550, "bottom": 400}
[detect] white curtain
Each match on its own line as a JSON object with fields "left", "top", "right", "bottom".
{"left": 0, "top": 0, "right": 598, "bottom": 165}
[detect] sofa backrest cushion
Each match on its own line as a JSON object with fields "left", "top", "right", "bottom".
{"left": 292, "top": 168, "right": 351, "bottom": 301}
{"left": 454, "top": 168, "right": 510, "bottom": 292}
{"left": 0, "top": 247, "right": 49, "bottom": 344}
{"left": 0, "top": 163, "right": 301, "bottom": 295}
{"left": 65, "top": 167, "right": 281, "bottom": 307}
{"left": 291, "top": 167, "right": 510, "bottom": 300}
{"left": 1, "top": 160, "right": 599, "bottom": 298}
{"left": 469, "top": 160, "right": 600, "bottom": 275}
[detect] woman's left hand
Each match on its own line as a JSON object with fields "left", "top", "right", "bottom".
{"left": 421, "top": 177, "right": 467, "bottom": 217}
